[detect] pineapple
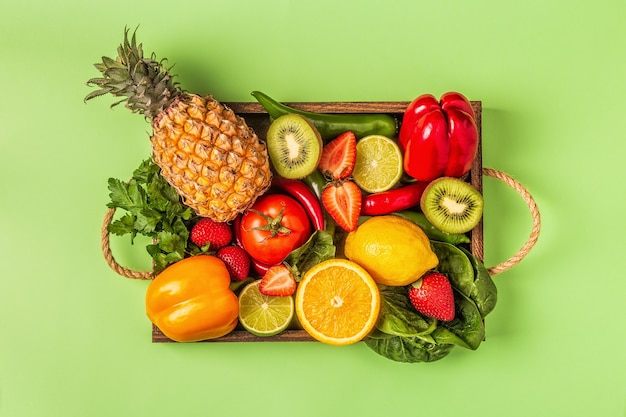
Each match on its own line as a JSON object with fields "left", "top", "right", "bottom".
{"left": 85, "top": 28, "right": 272, "bottom": 222}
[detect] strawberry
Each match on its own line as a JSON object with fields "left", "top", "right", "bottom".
{"left": 190, "top": 218, "right": 233, "bottom": 249}
{"left": 321, "top": 180, "right": 362, "bottom": 232}
{"left": 408, "top": 272, "right": 455, "bottom": 321}
{"left": 216, "top": 245, "right": 250, "bottom": 281}
{"left": 318, "top": 131, "right": 357, "bottom": 180}
{"left": 259, "top": 264, "right": 296, "bottom": 296}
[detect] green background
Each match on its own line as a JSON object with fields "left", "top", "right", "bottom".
{"left": 1, "top": 0, "right": 624, "bottom": 416}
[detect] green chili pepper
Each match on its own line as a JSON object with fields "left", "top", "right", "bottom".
{"left": 251, "top": 91, "right": 398, "bottom": 141}
{"left": 302, "top": 169, "right": 327, "bottom": 200}
{"left": 392, "top": 210, "right": 470, "bottom": 245}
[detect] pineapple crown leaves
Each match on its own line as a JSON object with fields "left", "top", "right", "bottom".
{"left": 85, "top": 27, "right": 182, "bottom": 120}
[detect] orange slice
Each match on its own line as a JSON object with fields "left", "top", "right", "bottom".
{"left": 295, "top": 259, "right": 380, "bottom": 346}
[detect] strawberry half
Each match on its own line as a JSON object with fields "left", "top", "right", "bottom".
{"left": 318, "top": 131, "right": 357, "bottom": 180}
{"left": 408, "top": 272, "right": 455, "bottom": 321}
{"left": 321, "top": 180, "right": 362, "bottom": 232}
{"left": 190, "top": 218, "right": 233, "bottom": 250}
{"left": 259, "top": 264, "right": 296, "bottom": 296}
{"left": 216, "top": 245, "right": 250, "bottom": 281}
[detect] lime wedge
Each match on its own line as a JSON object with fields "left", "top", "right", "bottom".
{"left": 238, "top": 280, "right": 294, "bottom": 336}
{"left": 353, "top": 135, "right": 403, "bottom": 193}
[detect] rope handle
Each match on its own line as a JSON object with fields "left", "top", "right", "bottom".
{"left": 101, "top": 167, "right": 540, "bottom": 279}
{"left": 483, "top": 168, "right": 541, "bottom": 276}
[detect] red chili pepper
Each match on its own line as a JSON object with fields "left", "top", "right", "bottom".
{"left": 271, "top": 176, "right": 326, "bottom": 231}
{"left": 399, "top": 92, "right": 478, "bottom": 182}
{"left": 361, "top": 182, "right": 428, "bottom": 216}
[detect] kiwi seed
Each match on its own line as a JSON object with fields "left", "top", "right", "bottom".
{"left": 420, "top": 177, "right": 484, "bottom": 234}
{"left": 266, "top": 114, "right": 322, "bottom": 179}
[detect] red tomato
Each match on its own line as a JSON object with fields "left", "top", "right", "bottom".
{"left": 239, "top": 194, "right": 312, "bottom": 265}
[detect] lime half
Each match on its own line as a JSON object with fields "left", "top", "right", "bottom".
{"left": 238, "top": 280, "right": 294, "bottom": 336}
{"left": 353, "top": 135, "right": 403, "bottom": 193}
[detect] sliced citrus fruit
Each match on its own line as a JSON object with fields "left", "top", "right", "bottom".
{"left": 352, "top": 135, "right": 403, "bottom": 193}
{"left": 238, "top": 280, "right": 294, "bottom": 336}
{"left": 295, "top": 259, "right": 380, "bottom": 346}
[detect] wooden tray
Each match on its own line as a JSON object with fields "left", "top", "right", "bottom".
{"left": 152, "top": 100, "right": 483, "bottom": 343}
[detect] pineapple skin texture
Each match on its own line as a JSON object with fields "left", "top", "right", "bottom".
{"left": 151, "top": 94, "right": 272, "bottom": 222}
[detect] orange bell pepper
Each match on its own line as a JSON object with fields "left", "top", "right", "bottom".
{"left": 145, "top": 255, "right": 239, "bottom": 342}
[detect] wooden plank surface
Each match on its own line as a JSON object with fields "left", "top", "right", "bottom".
{"left": 152, "top": 100, "right": 483, "bottom": 343}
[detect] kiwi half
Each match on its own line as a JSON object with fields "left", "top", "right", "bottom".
{"left": 266, "top": 114, "right": 322, "bottom": 179}
{"left": 420, "top": 177, "right": 484, "bottom": 234}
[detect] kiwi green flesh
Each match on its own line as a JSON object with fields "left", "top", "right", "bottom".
{"left": 266, "top": 114, "right": 322, "bottom": 179}
{"left": 420, "top": 177, "right": 484, "bottom": 234}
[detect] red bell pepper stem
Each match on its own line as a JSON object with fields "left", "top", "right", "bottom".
{"left": 361, "top": 182, "right": 429, "bottom": 216}
{"left": 271, "top": 176, "right": 326, "bottom": 231}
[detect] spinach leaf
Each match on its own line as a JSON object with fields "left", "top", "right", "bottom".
{"left": 432, "top": 241, "right": 498, "bottom": 318}
{"left": 431, "top": 241, "right": 475, "bottom": 298}
{"left": 431, "top": 289, "right": 485, "bottom": 350}
{"left": 364, "top": 333, "right": 455, "bottom": 363}
{"left": 375, "top": 285, "right": 437, "bottom": 339}
{"left": 460, "top": 247, "right": 498, "bottom": 317}
{"left": 284, "top": 230, "right": 336, "bottom": 281}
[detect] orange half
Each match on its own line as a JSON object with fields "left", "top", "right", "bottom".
{"left": 295, "top": 259, "right": 380, "bottom": 346}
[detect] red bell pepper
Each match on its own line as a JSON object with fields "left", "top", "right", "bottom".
{"left": 398, "top": 92, "right": 478, "bottom": 182}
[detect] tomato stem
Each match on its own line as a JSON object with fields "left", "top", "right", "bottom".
{"left": 246, "top": 206, "right": 292, "bottom": 238}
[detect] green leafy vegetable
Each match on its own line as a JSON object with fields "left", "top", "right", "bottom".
{"left": 284, "top": 230, "right": 336, "bottom": 281}
{"left": 230, "top": 277, "right": 255, "bottom": 294}
{"left": 393, "top": 210, "right": 470, "bottom": 245}
{"left": 365, "top": 332, "right": 455, "bottom": 363}
{"left": 431, "top": 241, "right": 475, "bottom": 297}
{"left": 106, "top": 158, "right": 196, "bottom": 273}
{"left": 375, "top": 285, "right": 437, "bottom": 339}
{"left": 431, "top": 290, "right": 485, "bottom": 350}
{"left": 364, "top": 240, "right": 498, "bottom": 363}
{"left": 460, "top": 247, "right": 498, "bottom": 317}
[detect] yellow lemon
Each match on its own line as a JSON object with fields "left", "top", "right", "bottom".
{"left": 344, "top": 215, "right": 438, "bottom": 286}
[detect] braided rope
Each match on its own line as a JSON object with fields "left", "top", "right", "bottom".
{"left": 100, "top": 168, "right": 540, "bottom": 279}
{"left": 482, "top": 168, "right": 541, "bottom": 275}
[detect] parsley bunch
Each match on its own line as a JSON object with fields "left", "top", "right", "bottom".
{"left": 106, "top": 159, "right": 198, "bottom": 273}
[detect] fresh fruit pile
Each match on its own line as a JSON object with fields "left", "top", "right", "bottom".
{"left": 89, "top": 29, "right": 497, "bottom": 363}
